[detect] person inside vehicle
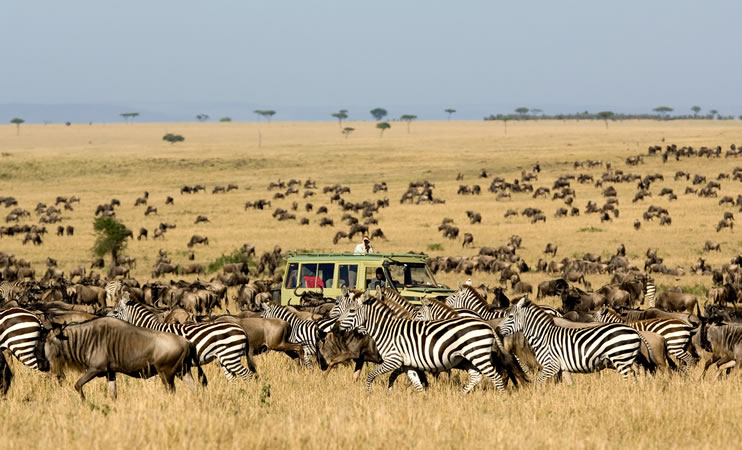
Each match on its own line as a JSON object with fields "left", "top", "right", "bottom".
{"left": 354, "top": 236, "right": 373, "bottom": 255}
{"left": 368, "top": 267, "right": 386, "bottom": 290}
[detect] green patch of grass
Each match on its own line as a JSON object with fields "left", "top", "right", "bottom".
{"left": 206, "top": 249, "right": 253, "bottom": 274}
{"left": 658, "top": 284, "right": 707, "bottom": 297}
{"left": 427, "top": 243, "right": 443, "bottom": 251}
{"left": 578, "top": 226, "right": 603, "bottom": 233}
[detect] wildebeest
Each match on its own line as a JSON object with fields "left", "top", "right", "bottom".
{"left": 544, "top": 243, "right": 558, "bottom": 257}
{"left": 187, "top": 235, "right": 209, "bottom": 248}
{"left": 41, "top": 318, "right": 202, "bottom": 400}
{"left": 655, "top": 291, "right": 698, "bottom": 313}
{"left": 462, "top": 233, "right": 474, "bottom": 248}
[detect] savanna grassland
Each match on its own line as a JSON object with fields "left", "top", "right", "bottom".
{"left": 1, "top": 119, "right": 741, "bottom": 449}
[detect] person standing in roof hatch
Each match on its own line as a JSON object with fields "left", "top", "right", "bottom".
{"left": 354, "top": 236, "right": 374, "bottom": 254}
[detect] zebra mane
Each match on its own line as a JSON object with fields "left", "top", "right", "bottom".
{"left": 425, "top": 297, "right": 459, "bottom": 318}
{"left": 376, "top": 295, "right": 413, "bottom": 319}
{"left": 462, "top": 285, "right": 490, "bottom": 310}
{"left": 380, "top": 287, "right": 416, "bottom": 313}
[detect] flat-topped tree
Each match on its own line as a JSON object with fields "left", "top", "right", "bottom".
{"left": 219, "top": 117, "right": 232, "bottom": 122}
{"left": 342, "top": 127, "right": 354, "bottom": 139}
{"left": 709, "top": 109, "right": 718, "bottom": 119}
{"left": 370, "top": 108, "right": 387, "bottom": 121}
{"left": 196, "top": 114, "right": 209, "bottom": 122}
{"left": 597, "top": 111, "right": 614, "bottom": 128}
{"left": 400, "top": 114, "right": 417, "bottom": 134}
{"left": 120, "top": 112, "right": 139, "bottom": 124}
{"left": 10, "top": 118, "right": 24, "bottom": 136}
{"left": 376, "top": 121, "right": 390, "bottom": 137}
{"left": 515, "top": 107, "right": 529, "bottom": 118}
{"left": 444, "top": 108, "right": 456, "bottom": 120}
{"left": 254, "top": 110, "right": 276, "bottom": 123}
{"left": 653, "top": 106, "right": 673, "bottom": 119}
{"left": 331, "top": 110, "right": 348, "bottom": 127}
{"left": 691, "top": 106, "right": 701, "bottom": 117}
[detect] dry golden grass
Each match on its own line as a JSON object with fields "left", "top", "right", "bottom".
{"left": 1, "top": 120, "right": 742, "bottom": 448}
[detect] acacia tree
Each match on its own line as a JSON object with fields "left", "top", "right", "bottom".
{"left": 254, "top": 110, "right": 276, "bottom": 123}
{"left": 597, "top": 111, "right": 615, "bottom": 128}
{"left": 531, "top": 108, "right": 543, "bottom": 117}
{"left": 709, "top": 109, "right": 718, "bottom": 119}
{"left": 514, "top": 107, "right": 529, "bottom": 118}
{"left": 370, "top": 108, "right": 388, "bottom": 121}
{"left": 120, "top": 112, "right": 139, "bottom": 124}
{"left": 400, "top": 114, "right": 417, "bottom": 134}
{"left": 690, "top": 105, "right": 701, "bottom": 117}
{"left": 163, "top": 133, "right": 185, "bottom": 144}
{"left": 10, "top": 118, "right": 24, "bottom": 136}
{"left": 444, "top": 108, "right": 456, "bottom": 120}
{"left": 219, "top": 117, "right": 232, "bottom": 122}
{"left": 653, "top": 106, "right": 673, "bottom": 119}
{"left": 342, "top": 127, "right": 355, "bottom": 139}
{"left": 93, "top": 216, "right": 129, "bottom": 264}
{"left": 376, "top": 121, "right": 390, "bottom": 137}
{"left": 331, "top": 109, "right": 348, "bottom": 127}
{"left": 196, "top": 114, "right": 209, "bottom": 122}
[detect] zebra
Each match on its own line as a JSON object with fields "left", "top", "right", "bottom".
{"left": 109, "top": 292, "right": 255, "bottom": 381}
{"left": 0, "top": 281, "right": 23, "bottom": 303}
{"left": 105, "top": 280, "right": 123, "bottom": 306}
{"left": 0, "top": 308, "right": 49, "bottom": 394}
{"left": 643, "top": 276, "right": 657, "bottom": 307}
{"left": 260, "top": 303, "right": 319, "bottom": 368}
{"left": 445, "top": 285, "right": 509, "bottom": 320}
{"left": 336, "top": 295, "right": 506, "bottom": 393}
{"left": 499, "top": 297, "right": 646, "bottom": 383}
{"left": 412, "top": 297, "right": 460, "bottom": 321}
{"left": 592, "top": 306, "right": 696, "bottom": 368}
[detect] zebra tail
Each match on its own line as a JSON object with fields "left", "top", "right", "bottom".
{"left": 492, "top": 332, "right": 529, "bottom": 387}
{"left": 637, "top": 333, "right": 659, "bottom": 371}
{"left": 0, "top": 352, "right": 13, "bottom": 397}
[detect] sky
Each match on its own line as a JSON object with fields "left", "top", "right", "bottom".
{"left": 1, "top": 0, "right": 740, "bottom": 122}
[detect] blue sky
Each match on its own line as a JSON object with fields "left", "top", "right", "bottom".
{"left": 1, "top": 0, "right": 739, "bottom": 121}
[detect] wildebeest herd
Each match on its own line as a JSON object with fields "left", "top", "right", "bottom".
{"left": 0, "top": 142, "right": 741, "bottom": 400}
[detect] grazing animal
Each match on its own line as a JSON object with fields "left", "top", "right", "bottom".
{"left": 498, "top": 298, "right": 644, "bottom": 383}
{"left": 109, "top": 293, "right": 256, "bottom": 381}
{"left": 656, "top": 291, "right": 698, "bottom": 313}
{"left": 544, "top": 243, "right": 558, "bottom": 257}
{"left": 0, "top": 308, "right": 48, "bottom": 395}
{"left": 41, "top": 317, "right": 201, "bottom": 400}
{"left": 137, "top": 228, "right": 148, "bottom": 240}
{"left": 462, "top": 232, "right": 474, "bottom": 248}
{"left": 260, "top": 303, "right": 319, "bottom": 368}
{"left": 187, "top": 234, "right": 209, "bottom": 248}
{"left": 336, "top": 296, "right": 506, "bottom": 393}
{"left": 700, "top": 320, "right": 742, "bottom": 377}
{"left": 593, "top": 307, "right": 696, "bottom": 368}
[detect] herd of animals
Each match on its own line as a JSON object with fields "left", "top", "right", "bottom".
{"left": 0, "top": 142, "right": 741, "bottom": 400}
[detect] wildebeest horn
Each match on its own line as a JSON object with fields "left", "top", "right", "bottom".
{"left": 294, "top": 287, "right": 300, "bottom": 297}
{"left": 318, "top": 284, "right": 324, "bottom": 295}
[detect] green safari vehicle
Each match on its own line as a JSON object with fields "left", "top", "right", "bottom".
{"left": 281, "top": 252, "right": 453, "bottom": 305}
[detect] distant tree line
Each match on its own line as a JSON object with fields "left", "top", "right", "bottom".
{"left": 484, "top": 106, "right": 740, "bottom": 122}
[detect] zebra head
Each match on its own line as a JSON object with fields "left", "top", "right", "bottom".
{"left": 329, "top": 288, "right": 366, "bottom": 319}
{"left": 336, "top": 298, "right": 367, "bottom": 335}
{"left": 412, "top": 298, "right": 434, "bottom": 321}
{"left": 109, "top": 291, "right": 134, "bottom": 321}
{"left": 259, "top": 302, "right": 280, "bottom": 319}
{"left": 498, "top": 296, "right": 531, "bottom": 337}
{"left": 592, "top": 306, "right": 622, "bottom": 323}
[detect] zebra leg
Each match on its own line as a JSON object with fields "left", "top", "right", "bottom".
{"left": 535, "top": 363, "right": 560, "bottom": 384}
{"left": 366, "top": 356, "right": 402, "bottom": 393}
{"left": 217, "top": 351, "right": 254, "bottom": 381}
{"left": 702, "top": 356, "right": 721, "bottom": 378}
{"left": 107, "top": 371, "right": 117, "bottom": 400}
{"left": 562, "top": 371, "right": 574, "bottom": 386}
{"left": 462, "top": 369, "right": 483, "bottom": 394}
{"left": 387, "top": 369, "right": 404, "bottom": 391}
{"left": 301, "top": 345, "right": 316, "bottom": 369}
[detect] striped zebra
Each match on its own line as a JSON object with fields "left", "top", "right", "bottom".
{"left": 643, "top": 276, "right": 657, "bottom": 307}
{"left": 499, "top": 297, "right": 645, "bottom": 383}
{"left": 413, "top": 297, "right": 460, "bottom": 321}
{"left": 105, "top": 280, "right": 123, "bottom": 306}
{"left": 0, "top": 307, "right": 49, "bottom": 394}
{"left": 445, "top": 285, "right": 509, "bottom": 320}
{"left": 260, "top": 303, "right": 319, "bottom": 368}
{"left": 110, "top": 292, "right": 255, "bottom": 381}
{"left": 336, "top": 295, "right": 506, "bottom": 393}
{"left": 0, "top": 281, "right": 23, "bottom": 303}
{"left": 592, "top": 306, "right": 695, "bottom": 367}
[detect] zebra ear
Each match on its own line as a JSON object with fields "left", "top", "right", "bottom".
{"left": 457, "top": 282, "right": 462, "bottom": 290}
{"left": 375, "top": 289, "right": 383, "bottom": 300}
{"left": 260, "top": 302, "right": 269, "bottom": 311}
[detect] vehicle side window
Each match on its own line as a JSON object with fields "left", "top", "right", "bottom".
{"left": 318, "top": 263, "right": 335, "bottom": 288}
{"left": 300, "top": 264, "right": 319, "bottom": 288}
{"left": 285, "top": 263, "right": 299, "bottom": 289}
{"left": 365, "top": 266, "right": 388, "bottom": 289}
{"left": 338, "top": 264, "right": 358, "bottom": 288}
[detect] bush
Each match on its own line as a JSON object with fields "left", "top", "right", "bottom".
{"left": 427, "top": 243, "right": 443, "bottom": 251}
{"left": 206, "top": 249, "right": 253, "bottom": 274}
{"left": 163, "top": 133, "right": 185, "bottom": 144}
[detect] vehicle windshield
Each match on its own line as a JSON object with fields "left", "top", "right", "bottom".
{"left": 386, "top": 262, "right": 437, "bottom": 288}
